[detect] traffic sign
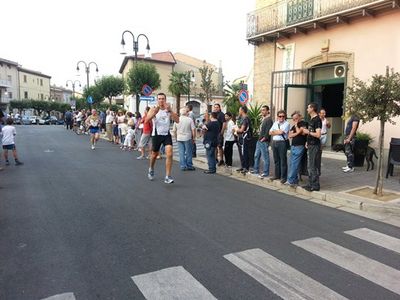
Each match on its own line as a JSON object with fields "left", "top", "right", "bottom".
{"left": 87, "top": 95, "right": 93, "bottom": 104}
{"left": 238, "top": 89, "right": 249, "bottom": 105}
{"left": 142, "top": 84, "right": 153, "bottom": 96}
{"left": 140, "top": 96, "right": 155, "bottom": 102}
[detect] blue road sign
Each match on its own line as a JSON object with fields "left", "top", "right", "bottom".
{"left": 140, "top": 96, "right": 155, "bottom": 102}
{"left": 142, "top": 84, "right": 153, "bottom": 97}
{"left": 238, "top": 89, "right": 249, "bottom": 105}
{"left": 87, "top": 95, "right": 93, "bottom": 104}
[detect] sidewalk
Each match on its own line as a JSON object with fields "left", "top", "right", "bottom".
{"left": 189, "top": 146, "right": 400, "bottom": 220}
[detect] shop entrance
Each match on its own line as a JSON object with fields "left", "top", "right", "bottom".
{"left": 311, "top": 63, "right": 346, "bottom": 146}
{"left": 271, "top": 63, "right": 346, "bottom": 147}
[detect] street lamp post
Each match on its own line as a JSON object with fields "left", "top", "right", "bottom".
{"left": 187, "top": 70, "right": 195, "bottom": 103}
{"left": 76, "top": 61, "right": 99, "bottom": 109}
{"left": 120, "top": 30, "right": 150, "bottom": 112}
{"left": 66, "top": 80, "right": 81, "bottom": 106}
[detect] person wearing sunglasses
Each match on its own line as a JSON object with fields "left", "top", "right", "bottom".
{"left": 269, "top": 110, "right": 290, "bottom": 183}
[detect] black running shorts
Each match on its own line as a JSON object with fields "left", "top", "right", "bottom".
{"left": 151, "top": 134, "right": 173, "bottom": 152}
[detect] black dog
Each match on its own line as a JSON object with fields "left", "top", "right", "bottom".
{"left": 332, "top": 144, "right": 377, "bottom": 171}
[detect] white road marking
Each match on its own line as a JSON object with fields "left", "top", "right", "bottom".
{"left": 41, "top": 293, "right": 76, "bottom": 300}
{"left": 131, "top": 266, "right": 217, "bottom": 300}
{"left": 344, "top": 227, "right": 400, "bottom": 254}
{"left": 224, "top": 248, "right": 347, "bottom": 300}
{"left": 292, "top": 237, "right": 400, "bottom": 295}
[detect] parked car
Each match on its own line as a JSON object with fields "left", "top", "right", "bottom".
{"left": 38, "top": 118, "right": 46, "bottom": 125}
{"left": 13, "top": 116, "right": 22, "bottom": 125}
{"left": 43, "top": 116, "right": 63, "bottom": 125}
{"left": 21, "top": 116, "right": 32, "bottom": 125}
{"left": 28, "top": 116, "right": 40, "bottom": 125}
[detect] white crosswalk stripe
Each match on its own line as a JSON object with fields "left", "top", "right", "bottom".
{"left": 224, "top": 248, "right": 348, "bottom": 300}
{"left": 344, "top": 227, "right": 400, "bottom": 254}
{"left": 41, "top": 293, "right": 76, "bottom": 300}
{"left": 292, "top": 237, "right": 400, "bottom": 295}
{"left": 131, "top": 266, "right": 217, "bottom": 300}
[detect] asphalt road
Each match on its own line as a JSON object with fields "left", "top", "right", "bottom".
{"left": 1, "top": 126, "right": 400, "bottom": 300}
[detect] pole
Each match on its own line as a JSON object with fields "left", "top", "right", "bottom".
{"left": 86, "top": 67, "right": 91, "bottom": 110}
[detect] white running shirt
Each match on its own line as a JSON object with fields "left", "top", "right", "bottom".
{"left": 1, "top": 125, "right": 17, "bottom": 145}
{"left": 152, "top": 109, "right": 170, "bottom": 136}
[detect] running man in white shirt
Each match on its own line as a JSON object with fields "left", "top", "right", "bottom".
{"left": 85, "top": 109, "right": 101, "bottom": 150}
{"left": 145, "top": 93, "right": 179, "bottom": 184}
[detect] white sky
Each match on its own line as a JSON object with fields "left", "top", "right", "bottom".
{"left": 1, "top": 0, "right": 255, "bottom": 92}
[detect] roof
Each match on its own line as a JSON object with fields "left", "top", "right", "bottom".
{"left": 18, "top": 67, "right": 51, "bottom": 79}
{"left": 174, "top": 53, "right": 217, "bottom": 70}
{"left": 119, "top": 51, "right": 176, "bottom": 73}
{"left": 0, "top": 57, "right": 19, "bottom": 67}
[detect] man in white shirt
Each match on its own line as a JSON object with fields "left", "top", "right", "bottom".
{"left": 173, "top": 108, "right": 196, "bottom": 171}
{"left": 145, "top": 93, "right": 180, "bottom": 184}
{"left": 269, "top": 110, "right": 290, "bottom": 183}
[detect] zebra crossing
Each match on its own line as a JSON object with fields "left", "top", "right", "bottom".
{"left": 41, "top": 227, "right": 400, "bottom": 300}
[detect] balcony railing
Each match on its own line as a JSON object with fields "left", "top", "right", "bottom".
{"left": 247, "top": 0, "right": 393, "bottom": 40}
{"left": 0, "top": 79, "right": 12, "bottom": 88}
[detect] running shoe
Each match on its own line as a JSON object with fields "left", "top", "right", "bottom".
{"left": 164, "top": 176, "right": 174, "bottom": 184}
{"left": 148, "top": 168, "right": 154, "bottom": 181}
{"left": 343, "top": 167, "right": 354, "bottom": 173}
{"left": 91, "top": 145, "right": 95, "bottom": 150}
{"left": 137, "top": 155, "right": 145, "bottom": 160}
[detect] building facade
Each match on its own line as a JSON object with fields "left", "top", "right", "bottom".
{"left": 247, "top": 0, "right": 400, "bottom": 147}
{"left": 18, "top": 67, "right": 51, "bottom": 101}
{"left": 0, "top": 58, "right": 19, "bottom": 109}
{"left": 50, "top": 85, "right": 73, "bottom": 104}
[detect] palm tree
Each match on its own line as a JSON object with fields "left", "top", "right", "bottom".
{"left": 223, "top": 82, "right": 242, "bottom": 117}
{"left": 168, "top": 71, "right": 189, "bottom": 113}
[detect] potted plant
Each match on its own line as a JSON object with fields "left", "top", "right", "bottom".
{"left": 354, "top": 131, "right": 373, "bottom": 167}
{"left": 247, "top": 104, "right": 262, "bottom": 168}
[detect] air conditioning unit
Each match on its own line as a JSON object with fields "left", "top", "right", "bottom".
{"left": 334, "top": 65, "right": 346, "bottom": 78}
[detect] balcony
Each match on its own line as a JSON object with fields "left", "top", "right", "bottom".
{"left": 0, "top": 79, "right": 12, "bottom": 88}
{"left": 247, "top": 0, "right": 398, "bottom": 43}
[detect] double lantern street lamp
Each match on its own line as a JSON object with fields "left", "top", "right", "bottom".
{"left": 76, "top": 61, "right": 99, "bottom": 90}
{"left": 120, "top": 30, "right": 151, "bottom": 60}
{"left": 65, "top": 80, "right": 81, "bottom": 99}
{"left": 76, "top": 61, "right": 99, "bottom": 109}
{"left": 120, "top": 30, "right": 151, "bottom": 112}
{"left": 66, "top": 80, "right": 81, "bottom": 109}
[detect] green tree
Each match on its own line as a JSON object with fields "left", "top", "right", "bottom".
{"left": 168, "top": 71, "right": 189, "bottom": 113}
{"left": 10, "top": 100, "right": 31, "bottom": 114}
{"left": 96, "top": 75, "right": 125, "bottom": 106}
{"left": 199, "top": 65, "right": 216, "bottom": 111}
{"left": 31, "top": 100, "right": 49, "bottom": 116}
{"left": 126, "top": 62, "right": 161, "bottom": 112}
{"left": 223, "top": 82, "right": 242, "bottom": 117}
{"left": 346, "top": 67, "right": 400, "bottom": 196}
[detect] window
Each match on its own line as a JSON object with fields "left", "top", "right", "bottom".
{"left": 41, "top": 94, "right": 44, "bottom": 100}
{"left": 37, "top": 78, "right": 39, "bottom": 85}
{"left": 23, "top": 75, "right": 27, "bottom": 83}
{"left": 7, "top": 75, "right": 12, "bottom": 83}
{"left": 8, "top": 92, "right": 12, "bottom": 99}
{"left": 40, "top": 79, "right": 43, "bottom": 86}
{"left": 24, "top": 91, "right": 28, "bottom": 99}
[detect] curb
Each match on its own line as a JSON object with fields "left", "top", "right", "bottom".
{"left": 190, "top": 157, "right": 400, "bottom": 217}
